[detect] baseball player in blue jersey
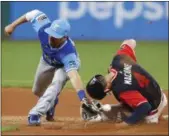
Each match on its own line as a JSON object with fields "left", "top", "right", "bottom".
{"left": 5, "top": 9, "right": 98, "bottom": 126}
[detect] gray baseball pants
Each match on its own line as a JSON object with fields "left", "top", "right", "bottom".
{"left": 28, "top": 57, "right": 68, "bottom": 115}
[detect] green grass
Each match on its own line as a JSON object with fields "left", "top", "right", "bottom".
{"left": 1, "top": 125, "right": 19, "bottom": 132}
{"left": 2, "top": 40, "right": 168, "bottom": 90}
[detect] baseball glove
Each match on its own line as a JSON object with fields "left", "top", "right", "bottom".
{"left": 80, "top": 102, "right": 131, "bottom": 123}
{"left": 80, "top": 99, "right": 103, "bottom": 122}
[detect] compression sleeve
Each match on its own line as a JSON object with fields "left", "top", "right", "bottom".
{"left": 119, "top": 90, "right": 151, "bottom": 124}
{"left": 25, "top": 9, "right": 51, "bottom": 32}
{"left": 124, "top": 102, "right": 152, "bottom": 124}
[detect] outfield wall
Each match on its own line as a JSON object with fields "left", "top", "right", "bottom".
{"left": 6, "top": 2, "right": 169, "bottom": 40}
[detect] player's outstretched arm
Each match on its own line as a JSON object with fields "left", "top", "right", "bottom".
{"left": 68, "top": 70, "right": 102, "bottom": 118}
{"left": 67, "top": 70, "right": 86, "bottom": 101}
{"left": 4, "top": 14, "right": 28, "bottom": 36}
{"left": 4, "top": 9, "right": 44, "bottom": 36}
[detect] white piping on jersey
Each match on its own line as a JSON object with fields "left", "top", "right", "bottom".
{"left": 69, "top": 38, "right": 75, "bottom": 46}
{"left": 136, "top": 100, "right": 148, "bottom": 107}
{"left": 104, "top": 69, "right": 117, "bottom": 93}
{"left": 49, "top": 40, "right": 68, "bottom": 51}
{"left": 65, "top": 67, "right": 78, "bottom": 73}
{"left": 110, "top": 69, "right": 118, "bottom": 82}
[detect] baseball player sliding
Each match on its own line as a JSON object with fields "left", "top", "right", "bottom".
{"left": 81, "top": 39, "right": 167, "bottom": 128}
{"left": 4, "top": 9, "right": 98, "bottom": 126}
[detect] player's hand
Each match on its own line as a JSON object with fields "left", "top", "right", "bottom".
{"left": 82, "top": 98, "right": 102, "bottom": 113}
{"left": 4, "top": 24, "right": 15, "bottom": 36}
{"left": 81, "top": 98, "right": 102, "bottom": 121}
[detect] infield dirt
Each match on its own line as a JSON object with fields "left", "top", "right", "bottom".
{"left": 2, "top": 88, "right": 168, "bottom": 135}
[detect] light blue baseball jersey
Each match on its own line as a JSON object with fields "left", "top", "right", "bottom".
{"left": 29, "top": 11, "right": 80, "bottom": 72}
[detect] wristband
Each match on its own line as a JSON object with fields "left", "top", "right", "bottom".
{"left": 77, "top": 90, "right": 86, "bottom": 101}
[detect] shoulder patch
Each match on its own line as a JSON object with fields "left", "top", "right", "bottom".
{"left": 36, "top": 14, "right": 47, "bottom": 22}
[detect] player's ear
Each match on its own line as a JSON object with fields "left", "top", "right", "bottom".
{"left": 107, "top": 65, "right": 112, "bottom": 74}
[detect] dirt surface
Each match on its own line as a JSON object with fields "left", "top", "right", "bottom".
{"left": 2, "top": 88, "right": 168, "bottom": 135}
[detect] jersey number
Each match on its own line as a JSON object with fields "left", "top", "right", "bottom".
{"left": 133, "top": 72, "right": 150, "bottom": 88}
{"left": 69, "top": 60, "right": 76, "bottom": 68}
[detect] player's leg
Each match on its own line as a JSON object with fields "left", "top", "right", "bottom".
{"left": 32, "top": 57, "right": 55, "bottom": 97}
{"left": 157, "top": 92, "right": 167, "bottom": 117}
{"left": 28, "top": 68, "right": 68, "bottom": 125}
{"left": 145, "top": 92, "right": 167, "bottom": 123}
{"left": 28, "top": 57, "right": 55, "bottom": 125}
{"left": 158, "top": 92, "right": 168, "bottom": 120}
{"left": 33, "top": 58, "right": 63, "bottom": 121}
{"left": 46, "top": 69, "right": 68, "bottom": 121}
{"left": 120, "top": 39, "right": 136, "bottom": 49}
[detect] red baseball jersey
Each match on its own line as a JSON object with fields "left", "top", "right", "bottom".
{"left": 109, "top": 44, "right": 161, "bottom": 111}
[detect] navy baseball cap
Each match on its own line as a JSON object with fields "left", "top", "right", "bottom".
{"left": 44, "top": 19, "right": 71, "bottom": 38}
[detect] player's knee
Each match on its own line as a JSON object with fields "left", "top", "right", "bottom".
{"left": 128, "top": 39, "right": 136, "bottom": 45}
{"left": 52, "top": 72, "right": 68, "bottom": 86}
{"left": 121, "top": 39, "right": 136, "bottom": 49}
{"left": 32, "top": 86, "right": 42, "bottom": 97}
{"left": 52, "top": 78, "right": 66, "bottom": 86}
{"left": 162, "top": 93, "right": 168, "bottom": 107}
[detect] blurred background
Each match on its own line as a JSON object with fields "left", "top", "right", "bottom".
{"left": 1, "top": 2, "right": 168, "bottom": 90}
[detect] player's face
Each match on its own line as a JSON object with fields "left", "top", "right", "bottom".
{"left": 49, "top": 36, "right": 66, "bottom": 47}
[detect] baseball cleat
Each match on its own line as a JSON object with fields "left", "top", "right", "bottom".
{"left": 46, "top": 97, "right": 59, "bottom": 121}
{"left": 28, "top": 114, "right": 41, "bottom": 126}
